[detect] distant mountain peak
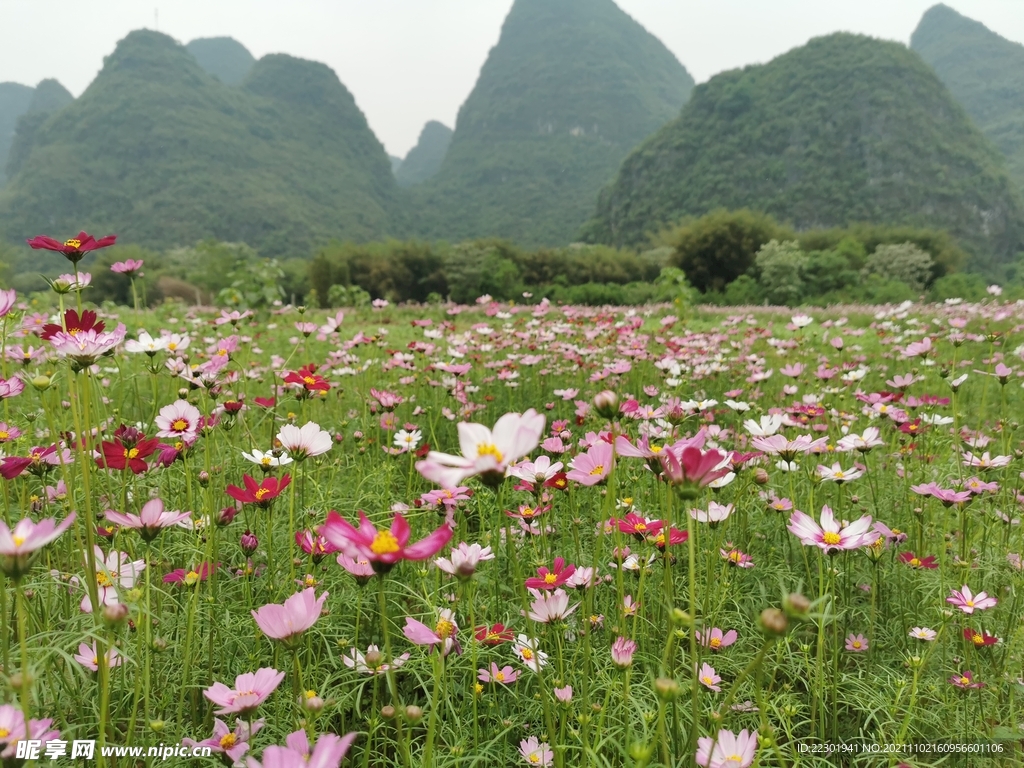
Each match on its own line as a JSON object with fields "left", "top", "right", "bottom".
{"left": 396, "top": 121, "right": 452, "bottom": 187}
{"left": 186, "top": 36, "right": 255, "bottom": 86}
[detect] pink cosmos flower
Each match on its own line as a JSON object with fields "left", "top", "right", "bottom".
{"left": 336, "top": 554, "right": 374, "bottom": 583}
{"left": 155, "top": 399, "right": 202, "bottom": 442}
{"left": 845, "top": 633, "right": 869, "bottom": 652}
{"left": 519, "top": 736, "right": 553, "bottom": 767}
{"left": 320, "top": 510, "right": 452, "bottom": 573}
{"left": 478, "top": 663, "right": 519, "bottom": 685}
{"left": 402, "top": 609, "right": 460, "bottom": 656}
{"left": 659, "top": 445, "right": 731, "bottom": 490}
{"left": 104, "top": 499, "right": 190, "bottom": 542}
{"left": 949, "top": 670, "right": 985, "bottom": 689}
{"left": 691, "top": 501, "right": 734, "bottom": 524}
{"left": 946, "top": 585, "right": 997, "bottom": 614}
{"left": 962, "top": 451, "right": 1011, "bottom": 469}
{"left": 247, "top": 729, "right": 358, "bottom": 768}
{"left": 252, "top": 588, "right": 328, "bottom": 645}
{"left": 749, "top": 434, "right": 827, "bottom": 461}
{"left": 567, "top": 441, "right": 614, "bottom": 486}
{"left": 508, "top": 455, "right": 564, "bottom": 484}
{"left": 901, "top": 336, "right": 933, "bottom": 358}
{"left": 204, "top": 668, "right": 285, "bottom": 716}
{"left": 524, "top": 588, "right": 579, "bottom": 623}
{"left": 110, "top": 259, "right": 144, "bottom": 276}
{"left": 698, "top": 628, "right": 738, "bottom": 651}
{"left": 787, "top": 506, "right": 879, "bottom": 553}
{"left": 553, "top": 685, "right": 573, "bottom": 703}
{"left": 696, "top": 728, "right": 758, "bottom": 768}
{"left": 698, "top": 662, "right": 722, "bottom": 692}
{"left": 74, "top": 641, "right": 123, "bottom": 672}
{"left": 182, "top": 718, "right": 263, "bottom": 764}
{"left": 276, "top": 422, "right": 332, "bottom": 460}
{"left": 0, "top": 513, "right": 76, "bottom": 579}
{"left": 0, "top": 289, "right": 15, "bottom": 319}
{"left": 0, "top": 376, "right": 24, "bottom": 400}
{"left": 0, "top": 704, "right": 61, "bottom": 759}
{"left": 434, "top": 542, "right": 494, "bottom": 579}
{"left": 524, "top": 557, "right": 576, "bottom": 590}
{"left": 48, "top": 323, "right": 127, "bottom": 368}
{"left": 610, "top": 636, "right": 637, "bottom": 668}
{"left": 416, "top": 409, "right": 545, "bottom": 488}
{"left": 910, "top": 482, "right": 972, "bottom": 506}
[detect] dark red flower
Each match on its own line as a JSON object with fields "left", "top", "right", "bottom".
{"left": 544, "top": 472, "right": 569, "bottom": 491}
{"left": 524, "top": 557, "right": 576, "bottom": 590}
{"left": 225, "top": 474, "right": 291, "bottom": 508}
{"left": 475, "top": 623, "right": 514, "bottom": 645}
{"left": 963, "top": 628, "right": 998, "bottom": 648}
{"left": 899, "top": 552, "right": 938, "bottom": 569}
{"left": 652, "top": 526, "right": 688, "bottom": 550}
{"left": 253, "top": 397, "right": 276, "bottom": 408}
{"left": 284, "top": 364, "right": 330, "bottom": 395}
{"left": 97, "top": 435, "right": 159, "bottom": 474}
{"left": 40, "top": 308, "right": 106, "bottom": 341}
{"left": 222, "top": 400, "right": 244, "bottom": 414}
{"left": 899, "top": 419, "right": 925, "bottom": 435}
{"left": 163, "top": 562, "right": 216, "bottom": 584}
{"left": 27, "top": 231, "right": 117, "bottom": 264}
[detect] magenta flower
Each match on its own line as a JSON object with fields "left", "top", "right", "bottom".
{"left": 416, "top": 409, "right": 545, "bottom": 488}
{"left": 163, "top": 562, "right": 215, "bottom": 585}
{"left": 73, "top": 641, "right": 123, "bottom": 672}
{"left": 698, "top": 662, "right": 722, "bottom": 692}
{"left": 48, "top": 324, "right": 126, "bottom": 368}
{"left": 252, "top": 587, "right": 328, "bottom": 646}
{"left": 0, "top": 513, "right": 76, "bottom": 579}
{"left": 946, "top": 585, "right": 997, "bottom": 614}
{"left": 0, "top": 289, "right": 16, "bottom": 319}
{"left": 320, "top": 510, "right": 452, "bottom": 574}
{"left": 248, "top": 730, "right": 358, "bottom": 768}
{"left": 567, "top": 441, "right": 614, "bottom": 486}
{"left": 845, "top": 633, "right": 869, "bottom": 653}
{"left": 519, "top": 736, "right": 553, "bottom": 767}
{"left": 949, "top": 670, "right": 985, "bottom": 689}
{"left": 524, "top": 557, "right": 576, "bottom": 590}
{"left": 204, "top": 668, "right": 285, "bottom": 716}
{"left": 0, "top": 376, "right": 24, "bottom": 400}
{"left": 403, "top": 609, "right": 460, "bottom": 656}
{"left": 696, "top": 728, "right": 758, "bottom": 768}
{"left": 659, "top": 445, "right": 731, "bottom": 492}
{"left": 478, "top": 663, "right": 519, "bottom": 685}
{"left": 697, "top": 627, "right": 738, "bottom": 651}
{"left": 787, "top": 506, "right": 878, "bottom": 553}
{"left": 336, "top": 553, "right": 374, "bottom": 584}
{"left": 104, "top": 499, "right": 190, "bottom": 542}
{"left": 182, "top": 718, "right": 263, "bottom": 764}
{"left": 910, "top": 482, "right": 972, "bottom": 506}
{"left": 610, "top": 636, "right": 637, "bottom": 669}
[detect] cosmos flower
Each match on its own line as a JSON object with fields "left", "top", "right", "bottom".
{"left": 697, "top": 628, "right": 738, "bottom": 651}
{"left": 524, "top": 557, "right": 576, "bottom": 590}
{"left": 567, "top": 441, "right": 614, "bottom": 486}
{"left": 27, "top": 231, "right": 116, "bottom": 263}
{"left": 403, "top": 609, "right": 460, "bottom": 656}
{"left": 696, "top": 729, "right": 758, "bottom": 768}
{"left": 341, "top": 644, "right": 409, "bottom": 676}
{"left": 248, "top": 730, "right": 358, "bottom": 768}
{"left": 698, "top": 662, "right": 722, "bottom": 692}
{"left": 73, "top": 641, "right": 123, "bottom": 672}
{"left": 512, "top": 634, "right": 548, "bottom": 672}
{"left": 226, "top": 474, "right": 292, "bottom": 508}
{"left": 524, "top": 588, "right": 579, "bottom": 623}
{"left": 946, "top": 585, "right": 997, "bottom": 614}
{"left": 104, "top": 499, "right": 191, "bottom": 542}
{"left": 519, "top": 736, "right": 553, "bottom": 767}
{"left": 320, "top": 510, "right": 452, "bottom": 573}
{"left": 155, "top": 400, "right": 202, "bottom": 443}
{"left": 909, "top": 627, "right": 937, "bottom": 641}
{"left": 845, "top": 633, "right": 869, "bottom": 653}
{"left": 182, "top": 718, "right": 263, "bottom": 764}
{"left": 252, "top": 588, "right": 328, "bottom": 646}
{"left": 204, "top": 668, "right": 285, "bottom": 716}
{"left": 276, "top": 422, "right": 332, "bottom": 460}
{"left": 434, "top": 542, "right": 494, "bottom": 579}
{"left": 787, "top": 506, "right": 879, "bottom": 553}
{"left": 610, "top": 636, "right": 637, "bottom": 668}
{"left": 81, "top": 546, "right": 146, "bottom": 613}
{"left": 0, "top": 513, "right": 76, "bottom": 579}
{"left": 478, "top": 663, "right": 518, "bottom": 685}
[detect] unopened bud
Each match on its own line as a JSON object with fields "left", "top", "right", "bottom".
{"left": 102, "top": 602, "right": 129, "bottom": 626}
{"left": 654, "top": 677, "right": 680, "bottom": 701}
{"left": 783, "top": 593, "right": 811, "bottom": 619}
{"left": 31, "top": 375, "right": 51, "bottom": 391}
{"left": 240, "top": 530, "right": 258, "bottom": 554}
{"left": 759, "top": 608, "right": 789, "bottom": 636}
{"left": 197, "top": 471, "right": 210, "bottom": 487}
{"left": 405, "top": 705, "right": 423, "bottom": 723}
{"left": 671, "top": 609, "right": 693, "bottom": 627}
{"left": 593, "top": 390, "right": 619, "bottom": 419}
{"left": 153, "top": 637, "right": 168, "bottom": 653}
{"left": 301, "top": 690, "right": 325, "bottom": 712}
{"left": 753, "top": 468, "right": 769, "bottom": 485}
{"left": 364, "top": 650, "right": 383, "bottom": 669}
{"left": 381, "top": 705, "right": 397, "bottom": 720}
{"left": 9, "top": 671, "right": 33, "bottom": 690}
{"left": 149, "top": 720, "right": 165, "bottom": 732}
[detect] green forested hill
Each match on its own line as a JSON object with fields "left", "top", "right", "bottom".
{"left": 0, "top": 30, "right": 401, "bottom": 257}
{"left": 185, "top": 37, "right": 256, "bottom": 86}
{"left": 408, "top": 0, "right": 695, "bottom": 247}
{"left": 395, "top": 120, "right": 452, "bottom": 187}
{"left": 586, "top": 33, "right": 1024, "bottom": 266}
{"left": 911, "top": 4, "right": 1024, "bottom": 191}
{"left": 5, "top": 80, "right": 74, "bottom": 181}
{"left": 0, "top": 82, "right": 37, "bottom": 187}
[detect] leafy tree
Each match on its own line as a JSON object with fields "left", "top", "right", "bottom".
{"left": 863, "top": 243, "right": 934, "bottom": 292}
{"left": 755, "top": 240, "right": 806, "bottom": 306}
{"left": 665, "top": 209, "right": 794, "bottom": 293}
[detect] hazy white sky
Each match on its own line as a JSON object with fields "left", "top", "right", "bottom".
{"left": 1, "top": 1, "right": 1021, "bottom": 157}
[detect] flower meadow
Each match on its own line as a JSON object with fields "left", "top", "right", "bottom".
{"left": 0, "top": 233, "right": 1022, "bottom": 767}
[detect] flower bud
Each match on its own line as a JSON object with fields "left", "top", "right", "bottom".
{"left": 364, "top": 649, "right": 383, "bottom": 669}
{"left": 301, "top": 690, "right": 325, "bottom": 712}
{"left": 102, "top": 602, "right": 130, "bottom": 626}
{"left": 153, "top": 637, "right": 168, "bottom": 653}
{"left": 381, "top": 705, "right": 397, "bottom": 720}
{"left": 241, "top": 530, "right": 259, "bottom": 554}
{"left": 149, "top": 720, "right": 165, "bottom": 732}
{"left": 758, "top": 607, "right": 789, "bottom": 636}
{"left": 753, "top": 468, "right": 769, "bottom": 485}
{"left": 593, "top": 390, "right": 619, "bottom": 419}
{"left": 654, "top": 677, "right": 680, "bottom": 701}
{"left": 9, "top": 672, "right": 32, "bottom": 690}
{"left": 783, "top": 592, "right": 811, "bottom": 619}
{"left": 197, "top": 471, "right": 210, "bottom": 488}
{"left": 31, "top": 375, "right": 51, "bottom": 391}
{"left": 405, "top": 705, "right": 423, "bottom": 723}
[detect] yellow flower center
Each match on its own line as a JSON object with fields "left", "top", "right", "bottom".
{"left": 521, "top": 648, "right": 534, "bottom": 661}
{"left": 972, "top": 633, "right": 983, "bottom": 645}
{"left": 0, "top": 728, "right": 8, "bottom": 738}
{"left": 0, "top": 431, "right": 8, "bottom": 440}
{"left": 965, "top": 600, "right": 974, "bottom": 608}
{"left": 833, "top": 471, "right": 845, "bottom": 479}
{"left": 634, "top": 522, "right": 646, "bottom": 531}
{"left": 710, "top": 637, "right": 721, "bottom": 648}
{"left": 303, "top": 376, "right": 316, "bottom": 385}
{"left": 184, "top": 571, "right": 200, "bottom": 585}
{"left": 261, "top": 457, "right": 272, "bottom": 466}
{"left": 219, "top": 734, "right": 237, "bottom": 749}
{"left": 521, "top": 507, "right": 536, "bottom": 518}
{"left": 486, "top": 632, "right": 500, "bottom": 642}
{"left": 701, "top": 676, "right": 715, "bottom": 685}
{"left": 910, "top": 558, "right": 921, "bottom": 567}
{"left": 495, "top": 671, "right": 505, "bottom": 682}
{"left": 91, "top": 656, "right": 99, "bottom": 667}
{"left": 852, "top": 641, "right": 862, "bottom": 649}
{"left": 12, "top": 535, "right": 25, "bottom": 547}
{"left": 725, "top": 757, "right": 744, "bottom": 764}
{"left": 435, "top": 619, "right": 454, "bottom": 639}
{"left": 474, "top": 683, "right": 484, "bottom": 695}
{"left": 370, "top": 530, "right": 401, "bottom": 555}
{"left": 217, "top": 349, "right": 228, "bottom": 357}
{"left": 254, "top": 488, "right": 270, "bottom": 501}
{"left": 168, "top": 342, "right": 177, "bottom": 350}
{"left": 543, "top": 573, "right": 558, "bottom": 584}
{"left": 589, "top": 464, "right": 605, "bottom": 475}
{"left": 729, "top": 552, "right": 742, "bottom": 563}
{"left": 822, "top": 532, "right": 842, "bottom": 546}
{"left": 126, "top": 448, "right": 140, "bottom": 459}
{"left": 304, "top": 576, "right": 317, "bottom": 587}
{"left": 97, "top": 571, "right": 114, "bottom": 587}
{"left": 64, "top": 238, "right": 82, "bottom": 249}
{"left": 171, "top": 418, "right": 189, "bottom": 432}
{"left": 476, "top": 443, "right": 504, "bottom": 463}
{"left": 305, "top": 690, "right": 317, "bottom": 699}
{"left": 960, "top": 676, "right": 970, "bottom": 685}
{"left": 529, "top": 755, "right": 541, "bottom": 764}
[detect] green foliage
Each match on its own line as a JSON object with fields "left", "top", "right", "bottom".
{"left": 755, "top": 240, "right": 806, "bottom": 305}
{"left": 863, "top": 242, "right": 934, "bottom": 292}
{"left": 588, "top": 33, "right": 1024, "bottom": 268}
{"left": 911, "top": 5, "right": 1024, "bottom": 192}
{"left": 185, "top": 37, "right": 255, "bottom": 86}
{"left": 664, "top": 209, "right": 795, "bottom": 293}
{"left": 929, "top": 272, "right": 988, "bottom": 302}
{"left": 800, "top": 250, "right": 861, "bottom": 297}
{"left": 0, "top": 31, "right": 401, "bottom": 257}
{"left": 395, "top": 121, "right": 452, "bottom": 187}
{"left": 0, "top": 82, "right": 36, "bottom": 187}
{"left": 409, "top": 0, "right": 694, "bottom": 247}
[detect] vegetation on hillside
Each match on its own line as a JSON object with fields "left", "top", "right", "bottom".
{"left": 395, "top": 120, "right": 452, "bottom": 187}
{"left": 0, "top": 30, "right": 401, "bottom": 257}
{"left": 5, "top": 79, "right": 74, "bottom": 181}
{"left": 408, "top": 0, "right": 694, "bottom": 247}
{"left": 185, "top": 37, "right": 256, "bottom": 86}
{"left": 586, "top": 33, "right": 1024, "bottom": 271}
{"left": 912, "top": 5, "right": 1024, "bottom": 193}
{"left": 0, "top": 82, "right": 38, "bottom": 187}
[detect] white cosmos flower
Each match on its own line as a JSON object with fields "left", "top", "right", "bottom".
{"left": 393, "top": 429, "right": 423, "bottom": 452}
{"left": 744, "top": 414, "right": 784, "bottom": 437}
{"left": 124, "top": 331, "right": 168, "bottom": 355}
{"left": 276, "top": 422, "right": 332, "bottom": 460}
{"left": 241, "top": 448, "right": 293, "bottom": 468}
